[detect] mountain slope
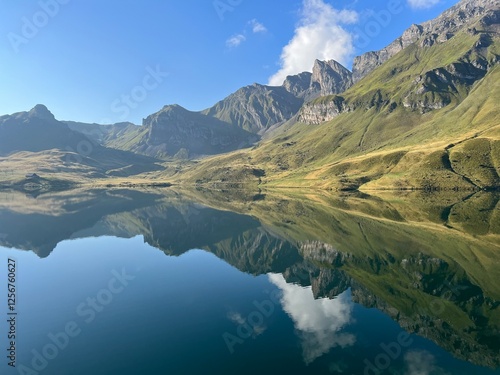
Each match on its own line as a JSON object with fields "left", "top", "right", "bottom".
{"left": 0, "top": 105, "right": 163, "bottom": 185}
{"left": 175, "top": 0, "right": 500, "bottom": 191}
{"left": 202, "top": 59, "right": 353, "bottom": 134}
{"left": 352, "top": 0, "right": 500, "bottom": 81}
{"left": 64, "top": 120, "right": 139, "bottom": 145}
{"left": 201, "top": 84, "right": 303, "bottom": 134}
{"left": 0, "top": 105, "right": 94, "bottom": 156}
{"left": 106, "top": 104, "right": 258, "bottom": 159}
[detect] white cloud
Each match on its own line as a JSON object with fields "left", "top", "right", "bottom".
{"left": 404, "top": 351, "right": 436, "bottom": 375}
{"left": 250, "top": 19, "right": 267, "bottom": 33}
{"left": 227, "top": 311, "right": 246, "bottom": 325}
{"left": 269, "top": 273, "right": 355, "bottom": 364}
{"left": 268, "top": 0, "right": 358, "bottom": 86}
{"left": 226, "top": 34, "right": 246, "bottom": 48}
{"left": 227, "top": 310, "right": 268, "bottom": 337}
{"left": 225, "top": 20, "right": 266, "bottom": 49}
{"left": 407, "top": 0, "right": 441, "bottom": 9}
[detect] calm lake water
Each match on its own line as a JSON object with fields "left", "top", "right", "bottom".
{"left": 0, "top": 188, "right": 499, "bottom": 374}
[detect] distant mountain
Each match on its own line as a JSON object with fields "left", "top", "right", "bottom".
{"left": 201, "top": 84, "right": 303, "bottom": 134}
{"left": 64, "top": 120, "right": 138, "bottom": 144}
{"left": 106, "top": 104, "right": 258, "bottom": 159}
{"left": 0, "top": 105, "right": 94, "bottom": 156}
{"left": 0, "top": 105, "right": 162, "bottom": 182}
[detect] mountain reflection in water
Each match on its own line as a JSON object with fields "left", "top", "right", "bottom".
{"left": 0, "top": 187, "right": 499, "bottom": 374}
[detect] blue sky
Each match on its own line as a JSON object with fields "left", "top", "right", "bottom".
{"left": 0, "top": 0, "right": 460, "bottom": 124}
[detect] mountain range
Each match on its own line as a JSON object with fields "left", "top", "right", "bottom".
{"left": 0, "top": 0, "right": 498, "bottom": 192}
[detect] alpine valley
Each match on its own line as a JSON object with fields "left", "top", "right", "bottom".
{"left": 1, "top": 0, "right": 499, "bottom": 193}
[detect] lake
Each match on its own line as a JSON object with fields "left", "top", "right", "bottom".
{"left": 0, "top": 188, "right": 499, "bottom": 374}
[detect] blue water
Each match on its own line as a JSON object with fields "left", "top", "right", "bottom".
{"left": 1, "top": 234, "right": 498, "bottom": 375}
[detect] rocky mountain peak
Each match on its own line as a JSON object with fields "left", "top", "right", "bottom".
{"left": 143, "top": 104, "right": 187, "bottom": 128}
{"left": 281, "top": 59, "right": 353, "bottom": 101}
{"left": 352, "top": 0, "right": 499, "bottom": 82}
{"left": 311, "top": 59, "right": 353, "bottom": 96}
{"left": 28, "top": 104, "right": 55, "bottom": 121}
{"left": 282, "top": 72, "right": 312, "bottom": 98}
{"left": 202, "top": 83, "right": 303, "bottom": 134}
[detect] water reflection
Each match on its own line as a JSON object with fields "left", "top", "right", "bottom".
{"left": 0, "top": 187, "right": 499, "bottom": 372}
{"left": 269, "top": 274, "right": 355, "bottom": 364}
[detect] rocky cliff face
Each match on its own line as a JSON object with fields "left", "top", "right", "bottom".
{"left": 282, "top": 59, "right": 353, "bottom": 101}
{"left": 106, "top": 104, "right": 257, "bottom": 159}
{"left": 299, "top": 0, "right": 500, "bottom": 124}
{"left": 140, "top": 104, "right": 257, "bottom": 158}
{"left": 310, "top": 59, "right": 353, "bottom": 97}
{"left": 298, "top": 96, "right": 349, "bottom": 125}
{"left": 282, "top": 72, "right": 313, "bottom": 99}
{"left": 352, "top": 24, "right": 424, "bottom": 82}
{"left": 203, "top": 59, "right": 353, "bottom": 134}
{"left": 352, "top": 0, "right": 500, "bottom": 82}
{"left": 202, "top": 84, "right": 303, "bottom": 134}
{"left": 402, "top": 28, "right": 498, "bottom": 113}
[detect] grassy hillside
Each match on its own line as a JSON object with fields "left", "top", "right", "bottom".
{"left": 173, "top": 27, "right": 500, "bottom": 191}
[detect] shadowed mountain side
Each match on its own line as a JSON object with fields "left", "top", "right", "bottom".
{"left": 0, "top": 105, "right": 91, "bottom": 156}
{"left": 64, "top": 121, "right": 139, "bottom": 144}
{"left": 106, "top": 104, "right": 258, "bottom": 159}
{"left": 0, "top": 106, "right": 165, "bottom": 186}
